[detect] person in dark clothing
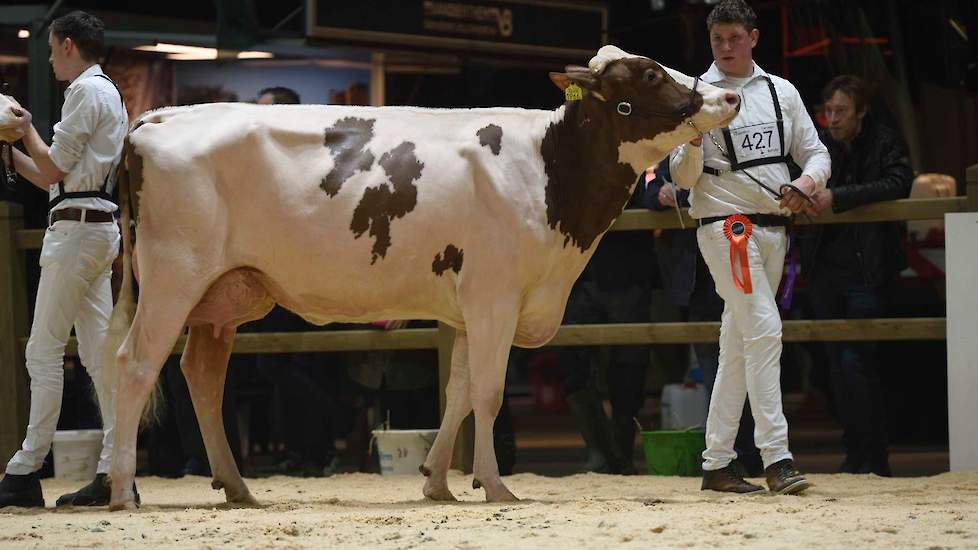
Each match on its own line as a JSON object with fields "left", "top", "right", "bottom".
{"left": 558, "top": 181, "right": 656, "bottom": 474}
{"left": 644, "top": 158, "right": 763, "bottom": 477}
{"left": 801, "top": 74, "right": 913, "bottom": 476}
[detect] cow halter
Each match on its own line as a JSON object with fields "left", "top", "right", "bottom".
{"left": 615, "top": 76, "right": 701, "bottom": 122}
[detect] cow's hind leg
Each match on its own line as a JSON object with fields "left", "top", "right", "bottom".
{"left": 422, "top": 330, "right": 471, "bottom": 501}
{"left": 182, "top": 325, "right": 257, "bottom": 506}
{"left": 465, "top": 295, "right": 519, "bottom": 502}
{"left": 182, "top": 268, "right": 273, "bottom": 506}
{"left": 109, "top": 289, "right": 202, "bottom": 510}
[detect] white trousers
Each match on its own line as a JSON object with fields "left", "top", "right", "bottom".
{"left": 696, "top": 221, "right": 793, "bottom": 471}
{"left": 7, "top": 219, "right": 120, "bottom": 476}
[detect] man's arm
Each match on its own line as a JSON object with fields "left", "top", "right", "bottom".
{"left": 669, "top": 140, "right": 704, "bottom": 190}
{"left": 831, "top": 130, "right": 913, "bottom": 213}
{"left": 786, "top": 83, "right": 831, "bottom": 192}
{"left": 13, "top": 123, "right": 66, "bottom": 190}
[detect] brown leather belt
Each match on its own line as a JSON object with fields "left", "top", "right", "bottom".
{"left": 49, "top": 208, "right": 115, "bottom": 225}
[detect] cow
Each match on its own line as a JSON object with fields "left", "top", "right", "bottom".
{"left": 103, "top": 45, "right": 739, "bottom": 510}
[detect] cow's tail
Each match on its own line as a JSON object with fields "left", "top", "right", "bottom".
{"left": 101, "top": 133, "right": 164, "bottom": 428}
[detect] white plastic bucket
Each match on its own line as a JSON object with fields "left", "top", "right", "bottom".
{"left": 371, "top": 429, "right": 438, "bottom": 475}
{"left": 660, "top": 383, "right": 708, "bottom": 430}
{"left": 52, "top": 429, "right": 103, "bottom": 481}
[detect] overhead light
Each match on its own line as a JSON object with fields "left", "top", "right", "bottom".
{"left": 135, "top": 43, "right": 215, "bottom": 55}
{"left": 136, "top": 43, "right": 273, "bottom": 61}
{"left": 236, "top": 51, "right": 274, "bottom": 59}
{"left": 17, "top": 29, "right": 30, "bottom": 39}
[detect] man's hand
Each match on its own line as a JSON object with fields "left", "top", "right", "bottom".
{"left": 8, "top": 98, "right": 32, "bottom": 132}
{"left": 804, "top": 188, "right": 832, "bottom": 216}
{"left": 779, "top": 175, "right": 816, "bottom": 213}
{"left": 658, "top": 182, "right": 677, "bottom": 207}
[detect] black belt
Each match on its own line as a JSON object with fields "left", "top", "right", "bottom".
{"left": 50, "top": 208, "right": 115, "bottom": 225}
{"left": 698, "top": 214, "right": 790, "bottom": 227}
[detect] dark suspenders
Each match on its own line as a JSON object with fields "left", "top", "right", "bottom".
{"left": 49, "top": 73, "right": 126, "bottom": 208}
{"left": 704, "top": 76, "right": 788, "bottom": 175}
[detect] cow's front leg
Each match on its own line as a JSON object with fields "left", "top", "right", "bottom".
{"left": 422, "top": 330, "right": 471, "bottom": 501}
{"left": 465, "top": 297, "right": 519, "bottom": 502}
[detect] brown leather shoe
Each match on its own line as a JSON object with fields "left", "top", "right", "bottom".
{"left": 765, "top": 459, "right": 812, "bottom": 495}
{"left": 701, "top": 464, "right": 765, "bottom": 494}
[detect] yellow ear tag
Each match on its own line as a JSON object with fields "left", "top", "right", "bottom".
{"left": 565, "top": 83, "right": 583, "bottom": 101}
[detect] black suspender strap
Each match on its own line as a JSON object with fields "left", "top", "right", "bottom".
{"left": 717, "top": 76, "right": 788, "bottom": 171}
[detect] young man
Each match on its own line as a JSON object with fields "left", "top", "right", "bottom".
{"left": 0, "top": 11, "right": 134, "bottom": 507}
{"left": 801, "top": 75, "right": 913, "bottom": 477}
{"left": 670, "top": 0, "right": 831, "bottom": 494}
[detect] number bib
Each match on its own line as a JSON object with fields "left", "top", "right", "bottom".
{"left": 728, "top": 121, "right": 783, "bottom": 164}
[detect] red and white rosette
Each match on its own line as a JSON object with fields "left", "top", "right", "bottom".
{"left": 722, "top": 214, "right": 753, "bottom": 294}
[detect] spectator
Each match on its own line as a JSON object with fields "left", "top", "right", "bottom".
{"left": 257, "top": 86, "right": 300, "bottom": 105}
{"left": 801, "top": 74, "right": 913, "bottom": 477}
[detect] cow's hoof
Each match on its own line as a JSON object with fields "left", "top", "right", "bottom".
{"left": 224, "top": 486, "right": 259, "bottom": 507}
{"left": 109, "top": 499, "right": 138, "bottom": 512}
{"left": 420, "top": 464, "right": 432, "bottom": 477}
{"left": 477, "top": 478, "right": 519, "bottom": 502}
{"left": 211, "top": 479, "right": 224, "bottom": 490}
{"left": 423, "top": 481, "right": 457, "bottom": 502}
{"left": 485, "top": 487, "right": 520, "bottom": 503}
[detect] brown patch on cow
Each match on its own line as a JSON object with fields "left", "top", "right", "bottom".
{"left": 321, "top": 117, "right": 376, "bottom": 197}
{"left": 432, "top": 244, "right": 464, "bottom": 276}
{"left": 123, "top": 122, "right": 147, "bottom": 222}
{"left": 477, "top": 124, "right": 503, "bottom": 155}
{"left": 350, "top": 141, "right": 424, "bottom": 263}
{"left": 542, "top": 57, "right": 700, "bottom": 251}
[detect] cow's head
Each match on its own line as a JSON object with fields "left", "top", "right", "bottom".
{"left": 0, "top": 92, "right": 25, "bottom": 143}
{"left": 550, "top": 45, "right": 739, "bottom": 175}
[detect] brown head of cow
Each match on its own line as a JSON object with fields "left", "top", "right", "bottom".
{"left": 543, "top": 45, "right": 739, "bottom": 251}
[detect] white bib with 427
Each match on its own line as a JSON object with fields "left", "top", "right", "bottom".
{"left": 728, "top": 120, "right": 783, "bottom": 164}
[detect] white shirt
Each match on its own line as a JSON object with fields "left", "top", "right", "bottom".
{"left": 48, "top": 64, "right": 126, "bottom": 213}
{"left": 670, "top": 61, "right": 831, "bottom": 219}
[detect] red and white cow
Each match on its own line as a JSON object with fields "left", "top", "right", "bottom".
{"left": 105, "top": 45, "right": 739, "bottom": 509}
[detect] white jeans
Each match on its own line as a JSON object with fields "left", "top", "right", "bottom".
{"left": 696, "top": 220, "right": 793, "bottom": 471}
{"left": 6, "top": 219, "right": 120, "bottom": 476}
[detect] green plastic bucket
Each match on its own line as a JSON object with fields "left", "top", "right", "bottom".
{"left": 641, "top": 429, "right": 706, "bottom": 476}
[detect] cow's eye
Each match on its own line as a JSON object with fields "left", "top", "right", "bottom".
{"left": 645, "top": 70, "right": 659, "bottom": 83}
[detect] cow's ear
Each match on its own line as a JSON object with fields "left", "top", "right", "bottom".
{"left": 549, "top": 71, "right": 598, "bottom": 92}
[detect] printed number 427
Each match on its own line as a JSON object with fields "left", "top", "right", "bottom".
{"left": 742, "top": 130, "right": 773, "bottom": 151}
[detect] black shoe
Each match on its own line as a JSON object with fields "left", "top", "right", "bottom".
{"left": 701, "top": 464, "right": 765, "bottom": 494}
{"left": 56, "top": 473, "right": 141, "bottom": 507}
{"left": 0, "top": 472, "right": 45, "bottom": 508}
{"left": 765, "top": 459, "right": 812, "bottom": 495}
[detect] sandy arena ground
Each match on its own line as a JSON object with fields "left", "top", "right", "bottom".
{"left": 1, "top": 471, "right": 977, "bottom": 548}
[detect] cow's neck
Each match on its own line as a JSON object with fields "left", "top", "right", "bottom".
{"left": 541, "top": 100, "right": 641, "bottom": 252}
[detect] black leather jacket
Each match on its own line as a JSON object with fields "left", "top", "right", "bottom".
{"left": 801, "top": 119, "right": 913, "bottom": 287}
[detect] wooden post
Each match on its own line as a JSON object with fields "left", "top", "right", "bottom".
{"left": 966, "top": 164, "right": 978, "bottom": 213}
{"left": 0, "top": 202, "right": 30, "bottom": 464}
{"left": 436, "top": 322, "right": 473, "bottom": 473}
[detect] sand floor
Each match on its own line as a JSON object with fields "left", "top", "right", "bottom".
{"left": 2, "top": 471, "right": 977, "bottom": 549}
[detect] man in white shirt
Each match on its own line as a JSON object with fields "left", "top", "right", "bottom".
{"left": 670, "top": 0, "right": 830, "bottom": 494}
{"left": 0, "top": 11, "right": 135, "bottom": 508}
